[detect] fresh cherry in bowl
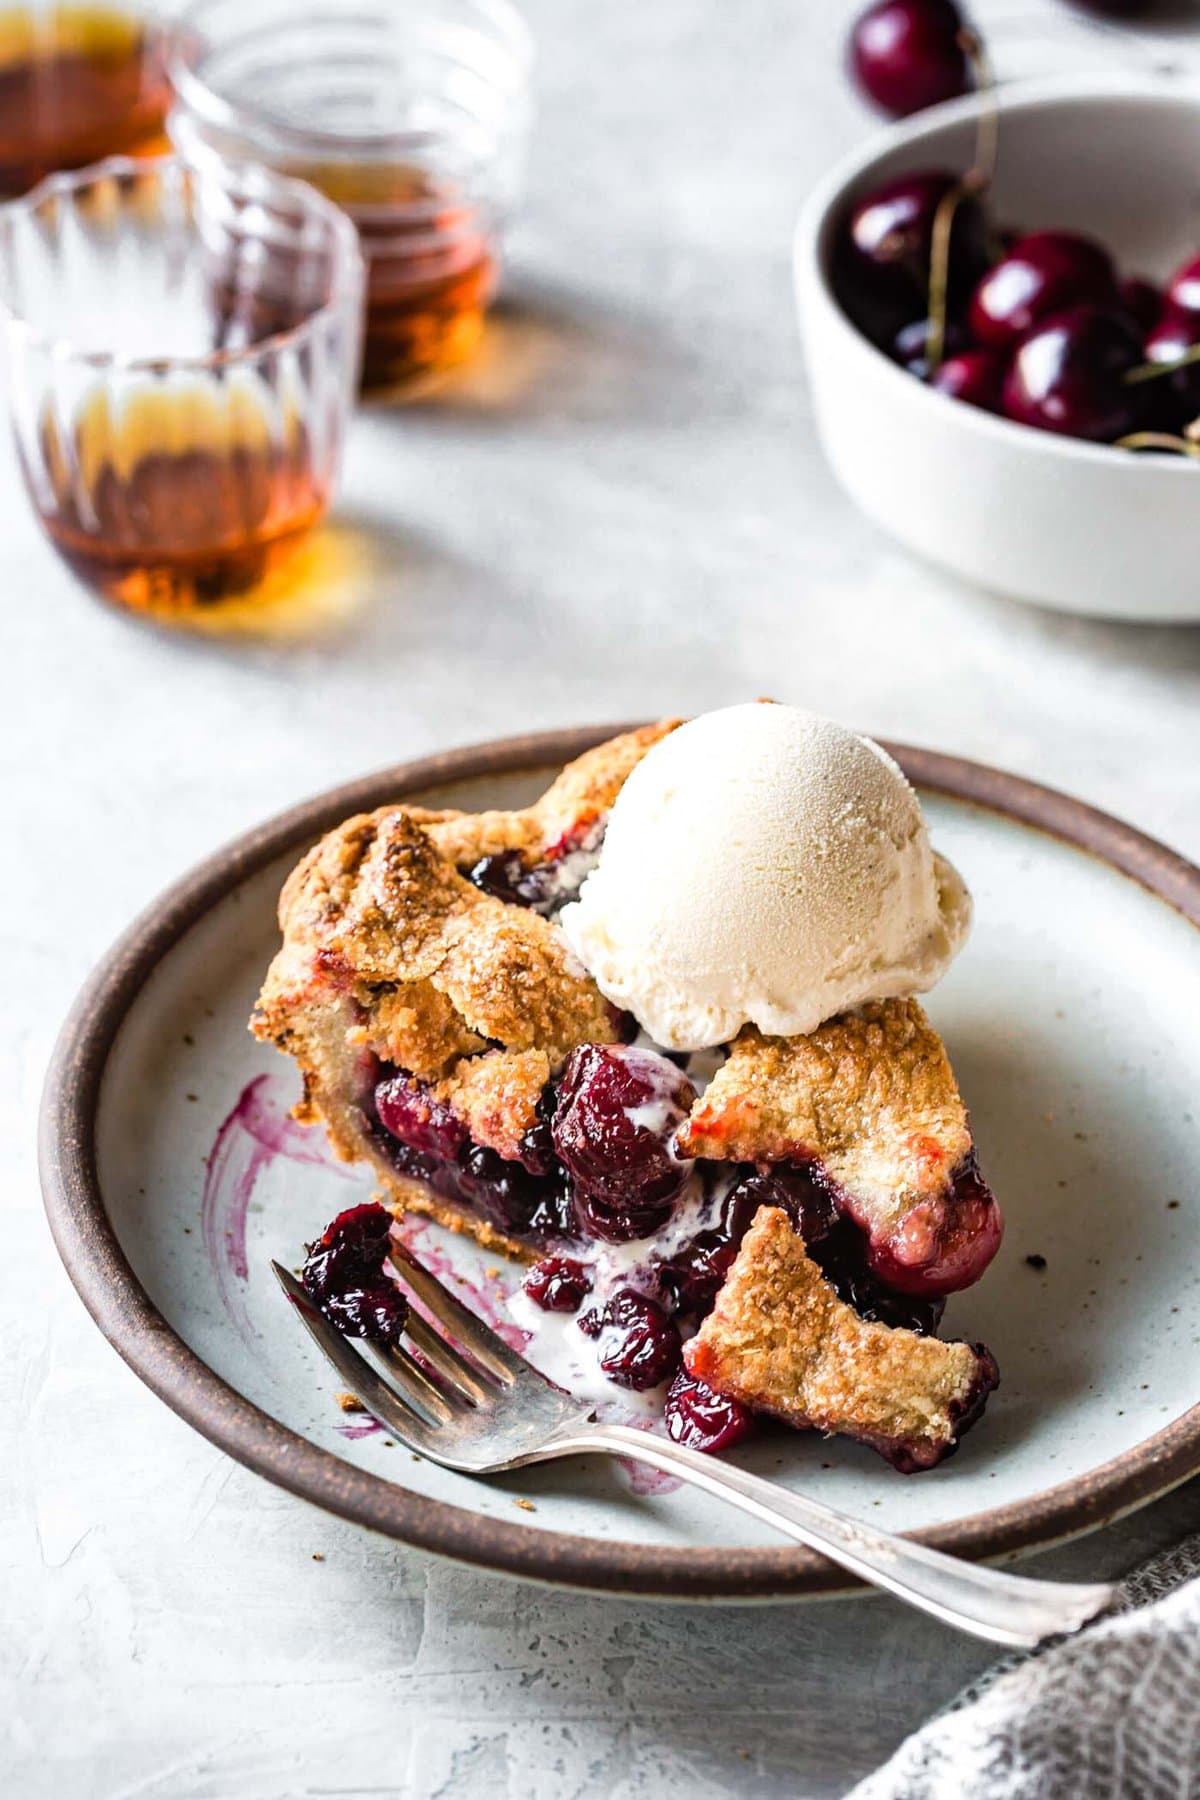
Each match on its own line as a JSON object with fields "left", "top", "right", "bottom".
{"left": 1142, "top": 307, "right": 1200, "bottom": 431}
{"left": 797, "top": 79, "right": 1200, "bottom": 620}
{"left": 930, "top": 346, "right": 1005, "bottom": 411}
{"left": 836, "top": 169, "right": 988, "bottom": 345}
{"left": 969, "top": 231, "right": 1117, "bottom": 349}
{"left": 848, "top": 0, "right": 972, "bottom": 119}
{"left": 1166, "top": 252, "right": 1200, "bottom": 319}
{"left": 1002, "top": 304, "right": 1145, "bottom": 441}
{"left": 1119, "top": 276, "right": 1163, "bottom": 337}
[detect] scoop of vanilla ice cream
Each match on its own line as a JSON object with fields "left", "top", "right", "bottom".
{"left": 559, "top": 704, "right": 971, "bottom": 1051}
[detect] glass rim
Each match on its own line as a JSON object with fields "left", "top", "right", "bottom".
{"left": 0, "top": 153, "right": 365, "bottom": 374}
{"left": 168, "top": 0, "right": 535, "bottom": 166}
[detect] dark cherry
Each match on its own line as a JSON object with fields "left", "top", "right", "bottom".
{"left": 836, "top": 170, "right": 989, "bottom": 347}
{"left": 814, "top": 1218, "right": 947, "bottom": 1334}
{"left": 892, "top": 314, "right": 969, "bottom": 377}
{"left": 721, "top": 1164, "right": 839, "bottom": 1248}
{"left": 522, "top": 1256, "right": 592, "bottom": 1313}
{"left": 1066, "top": 0, "right": 1156, "bottom": 13}
{"left": 865, "top": 1152, "right": 1004, "bottom": 1296}
{"left": 929, "top": 346, "right": 1006, "bottom": 412}
{"left": 1167, "top": 253, "right": 1200, "bottom": 320}
{"left": 468, "top": 848, "right": 592, "bottom": 915}
{"left": 552, "top": 1043, "right": 695, "bottom": 1243}
{"left": 848, "top": 0, "right": 970, "bottom": 119}
{"left": 1119, "top": 276, "right": 1163, "bottom": 337}
{"left": 664, "top": 1371, "right": 755, "bottom": 1453}
{"left": 375, "top": 1071, "right": 466, "bottom": 1162}
{"left": 1143, "top": 306, "right": 1200, "bottom": 430}
{"left": 1002, "top": 304, "right": 1144, "bottom": 441}
{"left": 656, "top": 1230, "right": 740, "bottom": 1317}
{"left": 301, "top": 1202, "right": 409, "bottom": 1347}
{"left": 455, "top": 1142, "right": 546, "bottom": 1237}
{"left": 517, "top": 1086, "right": 558, "bottom": 1176}
{"left": 578, "top": 1289, "right": 682, "bottom": 1391}
{"left": 466, "top": 824, "right": 601, "bottom": 915}
{"left": 969, "top": 231, "right": 1117, "bottom": 349}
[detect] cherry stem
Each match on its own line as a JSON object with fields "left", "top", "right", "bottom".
{"left": 1124, "top": 342, "right": 1200, "bottom": 385}
{"left": 1113, "top": 430, "right": 1200, "bottom": 459}
{"left": 959, "top": 31, "right": 999, "bottom": 196}
{"left": 926, "top": 30, "right": 998, "bottom": 377}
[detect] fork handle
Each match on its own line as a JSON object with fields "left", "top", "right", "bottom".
{"left": 538, "top": 1423, "right": 1116, "bottom": 1647}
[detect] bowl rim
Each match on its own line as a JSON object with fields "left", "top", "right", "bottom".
{"left": 794, "top": 70, "right": 1200, "bottom": 475}
{"left": 37, "top": 724, "right": 1200, "bottom": 1601}
{"left": 0, "top": 153, "right": 364, "bottom": 373}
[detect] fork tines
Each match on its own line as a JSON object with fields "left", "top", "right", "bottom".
{"left": 272, "top": 1240, "right": 551, "bottom": 1459}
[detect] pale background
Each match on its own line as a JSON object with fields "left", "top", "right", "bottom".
{"left": 6, "top": 1, "right": 1200, "bottom": 1795}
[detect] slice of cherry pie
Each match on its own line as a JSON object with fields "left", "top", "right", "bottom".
{"left": 256, "top": 722, "right": 1003, "bottom": 1469}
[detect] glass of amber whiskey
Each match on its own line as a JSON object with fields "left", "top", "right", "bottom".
{"left": 0, "top": 154, "right": 363, "bottom": 618}
{"left": 169, "top": 0, "right": 533, "bottom": 398}
{"left": 0, "top": 4, "right": 171, "bottom": 198}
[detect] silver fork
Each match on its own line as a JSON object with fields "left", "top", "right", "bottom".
{"left": 273, "top": 1248, "right": 1117, "bottom": 1646}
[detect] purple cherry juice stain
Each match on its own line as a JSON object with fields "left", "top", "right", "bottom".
{"left": 395, "top": 1221, "right": 681, "bottom": 1493}
{"left": 201, "top": 1072, "right": 354, "bottom": 1340}
{"left": 336, "top": 1419, "right": 385, "bottom": 1440}
{"left": 394, "top": 1214, "right": 530, "bottom": 1353}
{"left": 591, "top": 1404, "right": 682, "bottom": 1496}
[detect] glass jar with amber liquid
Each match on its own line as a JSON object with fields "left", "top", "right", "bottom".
{"left": 169, "top": 0, "right": 533, "bottom": 398}
{"left": 0, "top": 157, "right": 363, "bottom": 618}
{"left": 0, "top": 4, "right": 170, "bottom": 197}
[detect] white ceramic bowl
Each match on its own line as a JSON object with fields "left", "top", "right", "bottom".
{"left": 796, "top": 75, "right": 1200, "bottom": 623}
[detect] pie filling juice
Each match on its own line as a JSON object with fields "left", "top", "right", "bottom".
{"left": 0, "top": 6, "right": 170, "bottom": 197}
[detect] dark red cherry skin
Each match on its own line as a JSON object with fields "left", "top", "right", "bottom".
{"left": 929, "top": 346, "right": 1006, "bottom": 412}
{"left": 1167, "top": 253, "right": 1200, "bottom": 320}
{"left": 552, "top": 1044, "right": 695, "bottom": 1243}
{"left": 1002, "top": 304, "right": 1145, "bottom": 441}
{"left": 522, "top": 1256, "right": 592, "bottom": 1313}
{"left": 301, "top": 1203, "right": 409, "bottom": 1347}
{"left": 656, "top": 1230, "right": 739, "bottom": 1317}
{"left": 969, "top": 232, "right": 1117, "bottom": 350}
{"left": 1119, "top": 276, "right": 1163, "bottom": 338}
{"left": 375, "top": 1072, "right": 466, "bottom": 1162}
{"left": 1142, "top": 306, "right": 1200, "bottom": 431}
{"left": 892, "top": 314, "right": 969, "bottom": 377}
{"left": 579, "top": 1289, "right": 682, "bottom": 1391}
{"left": 848, "top": 0, "right": 970, "bottom": 119}
{"left": 665, "top": 1371, "right": 755, "bottom": 1453}
{"left": 836, "top": 170, "right": 988, "bottom": 348}
{"left": 721, "top": 1165, "right": 839, "bottom": 1248}
{"left": 865, "top": 1155, "right": 1004, "bottom": 1296}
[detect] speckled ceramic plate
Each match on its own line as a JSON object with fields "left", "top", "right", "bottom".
{"left": 39, "top": 728, "right": 1200, "bottom": 1600}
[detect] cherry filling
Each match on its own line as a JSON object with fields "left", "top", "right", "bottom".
{"left": 578, "top": 1289, "right": 683, "bottom": 1391}
{"left": 363, "top": 1036, "right": 996, "bottom": 1457}
{"left": 522, "top": 1256, "right": 592, "bottom": 1312}
{"left": 863, "top": 1151, "right": 1003, "bottom": 1297}
{"left": 464, "top": 821, "right": 604, "bottom": 916}
{"left": 664, "top": 1371, "right": 755, "bottom": 1453}
{"left": 552, "top": 1043, "right": 696, "bottom": 1242}
{"left": 375, "top": 1072, "right": 466, "bottom": 1162}
{"left": 301, "top": 1202, "right": 409, "bottom": 1347}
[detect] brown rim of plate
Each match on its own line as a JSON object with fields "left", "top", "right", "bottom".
{"left": 38, "top": 725, "right": 1200, "bottom": 1601}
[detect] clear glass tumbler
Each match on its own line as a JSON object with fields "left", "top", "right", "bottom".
{"left": 0, "top": 154, "right": 364, "bottom": 617}
{"left": 0, "top": 3, "right": 171, "bottom": 198}
{"left": 169, "top": 0, "right": 533, "bottom": 396}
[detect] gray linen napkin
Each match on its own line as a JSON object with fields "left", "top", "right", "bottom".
{"left": 849, "top": 1534, "right": 1200, "bottom": 1800}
